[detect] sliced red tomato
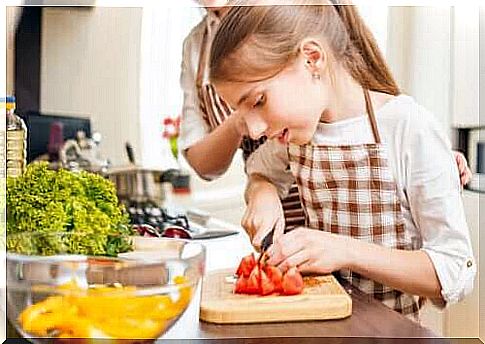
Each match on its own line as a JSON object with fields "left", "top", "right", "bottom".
{"left": 281, "top": 267, "right": 304, "bottom": 295}
{"left": 259, "top": 270, "right": 275, "bottom": 296}
{"left": 234, "top": 255, "right": 304, "bottom": 296}
{"left": 245, "top": 266, "right": 261, "bottom": 294}
{"left": 234, "top": 276, "right": 248, "bottom": 294}
{"left": 236, "top": 254, "right": 256, "bottom": 278}
{"left": 264, "top": 265, "right": 283, "bottom": 293}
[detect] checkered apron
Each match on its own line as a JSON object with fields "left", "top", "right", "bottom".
{"left": 195, "top": 24, "right": 305, "bottom": 230}
{"left": 287, "top": 89, "right": 421, "bottom": 319}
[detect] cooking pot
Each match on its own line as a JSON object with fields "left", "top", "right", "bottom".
{"left": 106, "top": 165, "right": 164, "bottom": 205}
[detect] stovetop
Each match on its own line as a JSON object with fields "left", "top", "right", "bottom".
{"left": 123, "top": 201, "right": 239, "bottom": 240}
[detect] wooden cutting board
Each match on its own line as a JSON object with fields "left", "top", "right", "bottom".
{"left": 199, "top": 269, "right": 352, "bottom": 324}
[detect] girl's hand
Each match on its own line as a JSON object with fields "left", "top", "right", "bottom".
{"left": 453, "top": 151, "right": 472, "bottom": 186}
{"left": 266, "top": 227, "right": 352, "bottom": 274}
{"left": 242, "top": 180, "right": 285, "bottom": 249}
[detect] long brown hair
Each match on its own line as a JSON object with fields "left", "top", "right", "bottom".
{"left": 209, "top": 1, "right": 400, "bottom": 96}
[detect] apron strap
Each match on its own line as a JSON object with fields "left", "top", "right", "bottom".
{"left": 196, "top": 26, "right": 209, "bottom": 91}
{"left": 363, "top": 88, "right": 381, "bottom": 144}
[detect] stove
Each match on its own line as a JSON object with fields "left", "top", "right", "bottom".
{"left": 124, "top": 201, "right": 239, "bottom": 240}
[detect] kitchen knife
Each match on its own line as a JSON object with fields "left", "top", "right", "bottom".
{"left": 187, "top": 220, "right": 239, "bottom": 239}
{"left": 191, "top": 230, "right": 239, "bottom": 240}
{"left": 258, "top": 227, "right": 275, "bottom": 265}
{"left": 261, "top": 227, "right": 275, "bottom": 253}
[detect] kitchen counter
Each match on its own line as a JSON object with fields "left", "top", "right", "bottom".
{"left": 160, "top": 216, "right": 444, "bottom": 343}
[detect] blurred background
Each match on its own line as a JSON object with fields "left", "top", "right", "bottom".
{"left": 4, "top": 2, "right": 484, "bottom": 338}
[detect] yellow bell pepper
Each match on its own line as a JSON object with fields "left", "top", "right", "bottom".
{"left": 19, "top": 276, "right": 190, "bottom": 340}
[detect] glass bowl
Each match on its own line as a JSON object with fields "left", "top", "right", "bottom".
{"left": 6, "top": 232, "right": 206, "bottom": 343}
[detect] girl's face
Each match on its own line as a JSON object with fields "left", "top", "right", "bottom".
{"left": 216, "top": 55, "right": 330, "bottom": 145}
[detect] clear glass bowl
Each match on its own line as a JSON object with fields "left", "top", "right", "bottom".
{"left": 6, "top": 233, "right": 206, "bottom": 343}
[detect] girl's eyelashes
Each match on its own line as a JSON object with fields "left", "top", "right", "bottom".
{"left": 253, "top": 94, "right": 266, "bottom": 108}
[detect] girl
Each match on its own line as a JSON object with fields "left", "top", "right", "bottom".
{"left": 208, "top": 1, "right": 476, "bottom": 319}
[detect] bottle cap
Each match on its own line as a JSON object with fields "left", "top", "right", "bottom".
{"left": 1, "top": 96, "right": 16, "bottom": 110}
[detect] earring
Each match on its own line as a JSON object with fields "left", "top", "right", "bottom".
{"left": 312, "top": 72, "right": 321, "bottom": 80}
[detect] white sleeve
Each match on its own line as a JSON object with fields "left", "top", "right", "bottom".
{"left": 405, "top": 109, "right": 476, "bottom": 306}
{"left": 178, "top": 33, "right": 211, "bottom": 153}
{"left": 245, "top": 140, "right": 295, "bottom": 199}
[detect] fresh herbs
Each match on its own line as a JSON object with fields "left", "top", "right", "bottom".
{"left": 7, "top": 162, "right": 134, "bottom": 256}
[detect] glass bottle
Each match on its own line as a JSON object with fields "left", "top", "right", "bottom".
{"left": 3, "top": 96, "right": 27, "bottom": 177}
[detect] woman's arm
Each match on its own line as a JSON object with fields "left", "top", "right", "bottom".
{"left": 178, "top": 26, "right": 245, "bottom": 180}
{"left": 184, "top": 113, "right": 245, "bottom": 179}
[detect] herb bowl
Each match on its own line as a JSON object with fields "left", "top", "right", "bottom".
{"left": 6, "top": 234, "right": 205, "bottom": 343}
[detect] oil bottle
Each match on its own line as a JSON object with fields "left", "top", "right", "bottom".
{"left": 2, "top": 96, "right": 27, "bottom": 177}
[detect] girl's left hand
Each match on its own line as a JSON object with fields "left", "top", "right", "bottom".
{"left": 266, "top": 227, "right": 352, "bottom": 274}
{"left": 453, "top": 151, "right": 472, "bottom": 186}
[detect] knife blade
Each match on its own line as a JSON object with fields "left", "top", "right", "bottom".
{"left": 191, "top": 229, "right": 239, "bottom": 240}
{"left": 258, "top": 227, "right": 275, "bottom": 265}
{"left": 261, "top": 227, "right": 275, "bottom": 253}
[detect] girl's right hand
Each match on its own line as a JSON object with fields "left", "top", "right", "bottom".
{"left": 241, "top": 181, "right": 285, "bottom": 250}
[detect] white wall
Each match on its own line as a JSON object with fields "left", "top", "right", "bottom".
{"left": 356, "top": 4, "right": 389, "bottom": 55}
{"left": 41, "top": 7, "right": 143, "bottom": 166}
{"left": 6, "top": 7, "right": 22, "bottom": 96}
{"left": 387, "top": 7, "right": 452, "bottom": 131}
{"left": 139, "top": 5, "right": 201, "bottom": 169}
{"left": 40, "top": 5, "right": 203, "bottom": 169}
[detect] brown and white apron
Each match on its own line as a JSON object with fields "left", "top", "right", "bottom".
{"left": 288, "top": 89, "right": 422, "bottom": 319}
{"left": 195, "top": 22, "right": 305, "bottom": 230}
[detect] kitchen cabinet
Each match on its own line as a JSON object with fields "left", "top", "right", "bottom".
{"left": 451, "top": 7, "right": 480, "bottom": 128}
{"left": 421, "top": 190, "right": 481, "bottom": 337}
{"left": 444, "top": 190, "right": 481, "bottom": 337}
{"left": 481, "top": 192, "right": 485, "bottom": 340}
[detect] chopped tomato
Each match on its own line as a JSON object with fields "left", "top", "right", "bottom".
{"left": 233, "top": 255, "right": 304, "bottom": 296}
{"left": 263, "top": 265, "right": 283, "bottom": 293}
{"left": 281, "top": 267, "right": 304, "bottom": 295}
{"left": 234, "top": 276, "right": 248, "bottom": 294}
{"left": 246, "top": 266, "right": 261, "bottom": 294}
{"left": 259, "top": 270, "right": 275, "bottom": 296}
{"left": 236, "top": 254, "right": 256, "bottom": 278}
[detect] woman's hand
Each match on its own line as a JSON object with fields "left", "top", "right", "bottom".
{"left": 242, "top": 175, "right": 285, "bottom": 249}
{"left": 266, "top": 227, "right": 352, "bottom": 274}
{"left": 453, "top": 151, "right": 472, "bottom": 186}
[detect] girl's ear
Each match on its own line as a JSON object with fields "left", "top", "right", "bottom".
{"left": 299, "top": 38, "right": 327, "bottom": 77}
